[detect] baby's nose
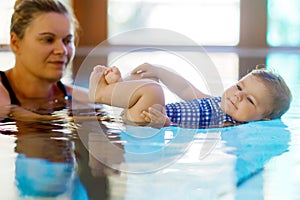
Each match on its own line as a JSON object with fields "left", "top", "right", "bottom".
{"left": 235, "top": 91, "right": 245, "bottom": 101}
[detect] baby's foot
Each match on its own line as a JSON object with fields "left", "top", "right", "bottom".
{"left": 104, "top": 66, "right": 122, "bottom": 84}
{"left": 89, "top": 65, "right": 107, "bottom": 102}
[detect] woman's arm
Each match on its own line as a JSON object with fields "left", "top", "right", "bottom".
{"left": 66, "top": 84, "right": 90, "bottom": 103}
{"left": 0, "top": 81, "right": 10, "bottom": 107}
{"left": 131, "top": 63, "right": 212, "bottom": 101}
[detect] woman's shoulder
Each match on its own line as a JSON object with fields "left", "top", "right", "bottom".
{"left": 63, "top": 83, "right": 73, "bottom": 93}
{"left": 0, "top": 80, "right": 11, "bottom": 106}
{"left": 0, "top": 70, "right": 5, "bottom": 81}
{"left": 66, "top": 84, "right": 89, "bottom": 102}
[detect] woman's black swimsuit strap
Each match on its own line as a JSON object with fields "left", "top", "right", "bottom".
{"left": 0, "top": 71, "right": 20, "bottom": 105}
{"left": 57, "top": 81, "right": 72, "bottom": 100}
{"left": 0, "top": 71, "right": 71, "bottom": 104}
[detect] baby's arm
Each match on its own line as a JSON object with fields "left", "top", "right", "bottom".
{"left": 131, "top": 63, "right": 212, "bottom": 100}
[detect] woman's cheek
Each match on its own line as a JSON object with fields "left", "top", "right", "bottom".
{"left": 67, "top": 45, "right": 75, "bottom": 61}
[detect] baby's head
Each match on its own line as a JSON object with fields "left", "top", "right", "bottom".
{"left": 221, "top": 65, "right": 292, "bottom": 122}
{"left": 250, "top": 67, "right": 292, "bottom": 119}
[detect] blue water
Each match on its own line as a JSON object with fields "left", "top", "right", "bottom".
{"left": 0, "top": 108, "right": 298, "bottom": 199}
{"left": 0, "top": 59, "right": 299, "bottom": 199}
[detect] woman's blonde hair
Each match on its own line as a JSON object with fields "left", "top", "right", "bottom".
{"left": 251, "top": 64, "right": 292, "bottom": 119}
{"left": 11, "top": 0, "right": 79, "bottom": 42}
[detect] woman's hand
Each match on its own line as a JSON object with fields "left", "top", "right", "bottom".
{"left": 141, "top": 104, "right": 171, "bottom": 129}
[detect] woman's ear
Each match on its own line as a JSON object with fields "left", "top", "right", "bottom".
{"left": 10, "top": 32, "right": 20, "bottom": 53}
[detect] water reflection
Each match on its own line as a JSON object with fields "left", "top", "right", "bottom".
{"left": 10, "top": 120, "right": 86, "bottom": 199}
{"left": 113, "top": 120, "right": 291, "bottom": 199}
{"left": 75, "top": 120, "right": 125, "bottom": 200}
{"left": 0, "top": 118, "right": 127, "bottom": 200}
{"left": 0, "top": 108, "right": 296, "bottom": 199}
{"left": 221, "top": 119, "right": 291, "bottom": 198}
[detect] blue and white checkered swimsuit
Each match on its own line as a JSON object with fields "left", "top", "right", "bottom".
{"left": 165, "top": 97, "right": 238, "bottom": 128}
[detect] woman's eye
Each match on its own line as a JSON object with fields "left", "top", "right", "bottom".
{"left": 247, "top": 97, "right": 254, "bottom": 105}
{"left": 63, "top": 37, "right": 73, "bottom": 45}
{"left": 237, "top": 85, "right": 242, "bottom": 91}
{"left": 42, "top": 37, "right": 54, "bottom": 43}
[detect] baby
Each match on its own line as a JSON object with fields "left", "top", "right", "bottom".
{"left": 89, "top": 63, "right": 292, "bottom": 128}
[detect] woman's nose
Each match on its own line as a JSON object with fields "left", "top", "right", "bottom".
{"left": 54, "top": 40, "right": 67, "bottom": 55}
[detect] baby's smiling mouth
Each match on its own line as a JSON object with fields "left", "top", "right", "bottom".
{"left": 228, "top": 98, "right": 238, "bottom": 110}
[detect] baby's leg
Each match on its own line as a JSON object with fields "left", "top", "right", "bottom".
{"left": 89, "top": 65, "right": 125, "bottom": 104}
{"left": 89, "top": 65, "right": 108, "bottom": 103}
{"left": 122, "top": 82, "right": 165, "bottom": 123}
{"left": 89, "top": 65, "right": 123, "bottom": 103}
{"left": 89, "top": 65, "right": 165, "bottom": 123}
{"left": 104, "top": 66, "right": 122, "bottom": 84}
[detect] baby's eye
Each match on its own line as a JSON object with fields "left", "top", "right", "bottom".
{"left": 236, "top": 84, "right": 242, "bottom": 91}
{"left": 247, "top": 97, "right": 254, "bottom": 105}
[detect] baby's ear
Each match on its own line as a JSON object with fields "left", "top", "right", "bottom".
{"left": 262, "top": 117, "right": 271, "bottom": 121}
{"left": 255, "top": 64, "right": 266, "bottom": 70}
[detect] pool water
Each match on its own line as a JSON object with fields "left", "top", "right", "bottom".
{"left": 0, "top": 65, "right": 299, "bottom": 200}
{"left": 0, "top": 99, "right": 299, "bottom": 200}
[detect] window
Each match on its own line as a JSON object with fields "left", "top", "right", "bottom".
{"left": 0, "top": 1, "right": 14, "bottom": 44}
{"left": 108, "top": 0, "right": 240, "bottom": 46}
{"left": 267, "top": 0, "right": 300, "bottom": 46}
{"left": 266, "top": 53, "right": 300, "bottom": 119}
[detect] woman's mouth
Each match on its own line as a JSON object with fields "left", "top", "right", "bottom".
{"left": 49, "top": 61, "right": 66, "bottom": 67}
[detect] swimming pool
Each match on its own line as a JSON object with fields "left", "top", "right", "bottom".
{"left": 0, "top": 118, "right": 298, "bottom": 199}
{"left": 0, "top": 65, "right": 299, "bottom": 200}
{"left": 1, "top": 107, "right": 299, "bottom": 199}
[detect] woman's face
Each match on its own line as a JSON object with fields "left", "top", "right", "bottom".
{"left": 12, "top": 12, "right": 75, "bottom": 82}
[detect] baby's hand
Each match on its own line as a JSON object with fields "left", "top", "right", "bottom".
{"left": 131, "top": 63, "right": 159, "bottom": 80}
{"left": 104, "top": 66, "right": 122, "bottom": 84}
{"left": 141, "top": 104, "right": 171, "bottom": 128}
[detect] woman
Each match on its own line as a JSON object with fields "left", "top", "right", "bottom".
{"left": 0, "top": 0, "right": 88, "bottom": 120}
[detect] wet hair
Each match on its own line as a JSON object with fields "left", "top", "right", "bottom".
{"left": 11, "top": 0, "right": 79, "bottom": 41}
{"left": 251, "top": 64, "right": 292, "bottom": 119}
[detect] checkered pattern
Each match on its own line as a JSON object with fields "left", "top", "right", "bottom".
{"left": 165, "top": 97, "right": 237, "bottom": 128}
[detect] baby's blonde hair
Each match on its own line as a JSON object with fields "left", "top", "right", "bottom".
{"left": 251, "top": 65, "right": 292, "bottom": 119}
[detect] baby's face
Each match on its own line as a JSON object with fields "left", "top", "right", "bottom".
{"left": 220, "top": 74, "right": 273, "bottom": 122}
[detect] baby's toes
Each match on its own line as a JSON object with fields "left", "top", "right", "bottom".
{"left": 93, "top": 65, "right": 107, "bottom": 73}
